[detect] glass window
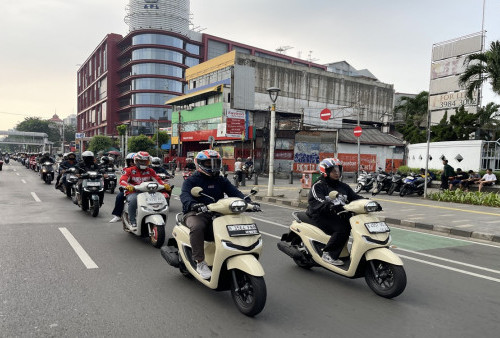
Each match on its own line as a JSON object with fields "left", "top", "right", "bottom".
{"left": 132, "top": 63, "right": 183, "bottom": 78}
{"left": 132, "top": 78, "right": 182, "bottom": 92}
{"left": 132, "top": 48, "right": 183, "bottom": 63}
{"left": 131, "top": 107, "right": 172, "bottom": 120}
{"left": 131, "top": 93, "right": 176, "bottom": 105}
{"left": 233, "top": 45, "right": 251, "bottom": 54}
{"left": 255, "top": 51, "right": 291, "bottom": 63}
{"left": 185, "top": 57, "right": 199, "bottom": 67}
{"left": 207, "top": 40, "right": 229, "bottom": 60}
{"left": 99, "top": 78, "right": 107, "bottom": 100}
{"left": 102, "top": 103, "right": 107, "bottom": 122}
{"left": 186, "top": 43, "right": 200, "bottom": 55}
{"left": 132, "top": 34, "right": 183, "bottom": 49}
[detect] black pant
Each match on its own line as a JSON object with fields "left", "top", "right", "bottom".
{"left": 184, "top": 213, "right": 214, "bottom": 262}
{"left": 313, "top": 216, "right": 350, "bottom": 259}
{"left": 440, "top": 174, "right": 449, "bottom": 189}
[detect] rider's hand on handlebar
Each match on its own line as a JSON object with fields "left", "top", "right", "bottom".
{"left": 329, "top": 203, "right": 344, "bottom": 214}
{"left": 249, "top": 202, "right": 261, "bottom": 212}
{"left": 191, "top": 203, "right": 208, "bottom": 213}
{"left": 163, "top": 183, "right": 171, "bottom": 191}
{"left": 126, "top": 185, "right": 135, "bottom": 192}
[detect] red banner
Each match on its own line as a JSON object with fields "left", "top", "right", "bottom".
{"left": 337, "top": 153, "right": 377, "bottom": 172}
{"left": 275, "top": 150, "right": 294, "bottom": 160}
{"left": 181, "top": 129, "right": 241, "bottom": 142}
{"left": 293, "top": 163, "right": 318, "bottom": 172}
{"left": 385, "top": 159, "right": 404, "bottom": 172}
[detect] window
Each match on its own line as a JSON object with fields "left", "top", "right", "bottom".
{"left": 132, "top": 63, "right": 183, "bottom": 78}
{"left": 101, "top": 103, "right": 107, "bottom": 122}
{"left": 132, "top": 34, "right": 183, "bottom": 49}
{"left": 132, "top": 48, "right": 183, "bottom": 63}
{"left": 186, "top": 43, "right": 200, "bottom": 55}
{"left": 131, "top": 93, "right": 176, "bottom": 105}
{"left": 185, "top": 57, "right": 199, "bottom": 67}
{"left": 131, "top": 78, "right": 182, "bottom": 92}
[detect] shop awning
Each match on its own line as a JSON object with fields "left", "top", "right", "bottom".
{"left": 165, "top": 84, "right": 223, "bottom": 106}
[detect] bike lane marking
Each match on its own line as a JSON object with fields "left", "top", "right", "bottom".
{"left": 59, "top": 227, "right": 98, "bottom": 269}
{"left": 21, "top": 179, "right": 26, "bottom": 184}
{"left": 31, "top": 192, "right": 41, "bottom": 202}
{"left": 374, "top": 197, "right": 500, "bottom": 217}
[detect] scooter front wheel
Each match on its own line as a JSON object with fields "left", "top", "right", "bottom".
{"left": 387, "top": 184, "right": 396, "bottom": 195}
{"left": 150, "top": 224, "right": 165, "bottom": 248}
{"left": 354, "top": 183, "right": 363, "bottom": 193}
{"left": 230, "top": 270, "right": 266, "bottom": 317}
{"left": 365, "top": 260, "right": 406, "bottom": 299}
{"left": 91, "top": 199, "right": 99, "bottom": 217}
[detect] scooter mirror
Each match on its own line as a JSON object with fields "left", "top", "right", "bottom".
{"left": 250, "top": 187, "right": 259, "bottom": 195}
{"left": 328, "top": 190, "right": 339, "bottom": 199}
{"left": 191, "top": 187, "right": 203, "bottom": 197}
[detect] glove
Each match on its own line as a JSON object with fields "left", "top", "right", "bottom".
{"left": 329, "top": 203, "right": 344, "bottom": 214}
{"left": 126, "top": 185, "right": 135, "bottom": 192}
{"left": 164, "top": 183, "right": 171, "bottom": 191}
{"left": 250, "top": 203, "right": 261, "bottom": 212}
{"left": 191, "top": 203, "right": 208, "bottom": 213}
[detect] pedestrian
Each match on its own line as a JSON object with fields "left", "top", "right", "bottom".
{"left": 449, "top": 168, "right": 468, "bottom": 190}
{"left": 440, "top": 159, "right": 455, "bottom": 190}
{"left": 477, "top": 168, "right": 497, "bottom": 192}
{"left": 234, "top": 157, "right": 243, "bottom": 186}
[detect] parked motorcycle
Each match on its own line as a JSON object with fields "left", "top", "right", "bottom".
{"left": 399, "top": 173, "right": 432, "bottom": 197}
{"left": 122, "top": 181, "right": 169, "bottom": 248}
{"left": 160, "top": 187, "right": 266, "bottom": 316}
{"left": 103, "top": 166, "right": 117, "bottom": 194}
{"left": 72, "top": 171, "right": 104, "bottom": 217}
{"left": 277, "top": 191, "right": 406, "bottom": 299}
{"left": 40, "top": 161, "right": 55, "bottom": 184}
{"left": 4, "top": 155, "right": 9, "bottom": 164}
{"left": 242, "top": 164, "right": 254, "bottom": 179}
{"left": 58, "top": 167, "right": 78, "bottom": 198}
{"left": 387, "top": 172, "right": 404, "bottom": 195}
{"left": 354, "top": 171, "right": 376, "bottom": 193}
{"left": 371, "top": 170, "right": 392, "bottom": 196}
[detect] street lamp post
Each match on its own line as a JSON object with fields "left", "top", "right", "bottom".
{"left": 266, "top": 87, "right": 281, "bottom": 197}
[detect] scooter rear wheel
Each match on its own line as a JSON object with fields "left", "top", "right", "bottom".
{"left": 230, "top": 270, "right": 266, "bottom": 317}
{"left": 354, "top": 183, "right": 363, "bottom": 193}
{"left": 399, "top": 186, "right": 408, "bottom": 197}
{"left": 365, "top": 260, "right": 406, "bottom": 299}
{"left": 387, "top": 184, "right": 396, "bottom": 195}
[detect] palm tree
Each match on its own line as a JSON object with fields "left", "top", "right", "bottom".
{"left": 459, "top": 41, "right": 500, "bottom": 100}
{"left": 475, "top": 102, "right": 500, "bottom": 140}
{"left": 394, "top": 91, "right": 429, "bottom": 127}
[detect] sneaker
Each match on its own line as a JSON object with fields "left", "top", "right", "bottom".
{"left": 109, "top": 216, "right": 121, "bottom": 223}
{"left": 130, "top": 223, "right": 137, "bottom": 228}
{"left": 196, "top": 261, "right": 212, "bottom": 280}
{"left": 322, "top": 252, "right": 344, "bottom": 266}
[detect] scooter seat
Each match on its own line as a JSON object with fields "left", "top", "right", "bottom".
{"left": 296, "top": 212, "right": 316, "bottom": 225}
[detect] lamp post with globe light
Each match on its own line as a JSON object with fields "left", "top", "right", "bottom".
{"left": 266, "top": 87, "right": 280, "bottom": 197}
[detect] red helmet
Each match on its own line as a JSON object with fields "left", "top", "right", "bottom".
{"left": 319, "top": 158, "right": 343, "bottom": 177}
{"left": 195, "top": 150, "right": 222, "bottom": 177}
{"left": 134, "top": 151, "right": 151, "bottom": 170}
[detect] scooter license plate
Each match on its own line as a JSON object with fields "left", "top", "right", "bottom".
{"left": 146, "top": 195, "right": 163, "bottom": 204}
{"left": 227, "top": 224, "right": 259, "bottom": 237}
{"left": 87, "top": 181, "right": 101, "bottom": 187}
{"left": 365, "top": 222, "right": 390, "bottom": 233}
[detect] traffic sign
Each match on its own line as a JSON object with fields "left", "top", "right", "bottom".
{"left": 354, "top": 126, "right": 363, "bottom": 138}
{"left": 320, "top": 108, "right": 331, "bottom": 121}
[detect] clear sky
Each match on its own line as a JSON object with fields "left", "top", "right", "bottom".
{"left": 1, "top": 0, "right": 499, "bottom": 131}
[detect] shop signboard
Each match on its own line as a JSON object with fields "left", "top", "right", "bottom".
{"left": 226, "top": 109, "right": 246, "bottom": 138}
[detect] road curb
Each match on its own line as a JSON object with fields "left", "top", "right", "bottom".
{"left": 254, "top": 195, "right": 500, "bottom": 244}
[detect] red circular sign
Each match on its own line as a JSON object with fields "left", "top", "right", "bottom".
{"left": 320, "top": 108, "right": 332, "bottom": 121}
{"left": 354, "top": 126, "right": 363, "bottom": 138}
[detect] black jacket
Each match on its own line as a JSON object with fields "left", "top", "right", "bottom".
{"left": 306, "top": 177, "right": 363, "bottom": 219}
{"left": 180, "top": 171, "right": 245, "bottom": 213}
{"left": 152, "top": 166, "right": 167, "bottom": 174}
{"left": 75, "top": 161, "right": 101, "bottom": 174}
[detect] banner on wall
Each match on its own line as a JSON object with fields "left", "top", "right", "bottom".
{"left": 337, "top": 153, "right": 377, "bottom": 172}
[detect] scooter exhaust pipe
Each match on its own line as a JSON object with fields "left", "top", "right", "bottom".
{"left": 277, "top": 241, "right": 304, "bottom": 260}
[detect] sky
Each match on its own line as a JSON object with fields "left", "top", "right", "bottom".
{"left": 1, "top": 0, "right": 499, "bottom": 131}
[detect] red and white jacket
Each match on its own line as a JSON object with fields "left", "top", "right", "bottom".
{"left": 119, "top": 166, "right": 165, "bottom": 195}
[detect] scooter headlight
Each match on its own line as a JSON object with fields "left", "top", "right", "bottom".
{"left": 230, "top": 200, "right": 247, "bottom": 213}
{"left": 365, "top": 201, "right": 382, "bottom": 212}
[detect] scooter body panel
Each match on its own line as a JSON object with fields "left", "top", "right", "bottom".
{"left": 365, "top": 247, "right": 403, "bottom": 266}
{"left": 124, "top": 191, "right": 168, "bottom": 236}
{"left": 226, "top": 254, "right": 265, "bottom": 277}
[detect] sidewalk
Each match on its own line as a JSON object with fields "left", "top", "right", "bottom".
{"left": 239, "top": 177, "right": 500, "bottom": 243}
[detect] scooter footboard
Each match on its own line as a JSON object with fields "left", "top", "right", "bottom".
{"left": 365, "top": 248, "right": 403, "bottom": 266}
{"left": 226, "top": 254, "right": 265, "bottom": 277}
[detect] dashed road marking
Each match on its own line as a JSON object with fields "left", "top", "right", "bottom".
{"left": 31, "top": 192, "right": 41, "bottom": 202}
{"left": 59, "top": 227, "right": 98, "bottom": 269}
{"left": 21, "top": 179, "right": 26, "bottom": 184}
{"left": 16, "top": 173, "right": 19, "bottom": 176}
{"left": 451, "top": 220, "right": 470, "bottom": 223}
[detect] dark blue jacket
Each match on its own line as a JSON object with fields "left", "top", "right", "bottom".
{"left": 152, "top": 166, "right": 167, "bottom": 174}
{"left": 180, "top": 171, "right": 246, "bottom": 213}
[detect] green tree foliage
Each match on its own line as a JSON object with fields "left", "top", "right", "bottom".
{"left": 394, "top": 91, "right": 429, "bottom": 127}
{"left": 430, "top": 111, "right": 455, "bottom": 141}
{"left": 116, "top": 124, "right": 128, "bottom": 136}
{"left": 63, "top": 124, "right": 77, "bottom": 143}
{"left": 16, "top": 117, "right": 60, "bottom": 143}
{"left": 475, "top": 102, "right": 500, "bottom": 140}
{"left": 459, "top": 40, "right": 500, "bottom": 100}
{"left": 88, "top": 135, "right": 114, "bottom": 153}
{"left": 448, "top": 106, "right": 479, "bottom": 140}
{"left": 128, "top": 135, "right": 155, "bottom": 153}
{"left": 152, "top": 131, "right": 170, "bottom": 147}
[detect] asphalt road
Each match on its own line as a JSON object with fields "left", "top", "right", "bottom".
{"left": 1, "top": 162, "right": 500, "bottom": 337}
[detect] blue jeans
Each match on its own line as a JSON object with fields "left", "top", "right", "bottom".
{"left": 126, "top": 193, "right": 139, "bottom": 225}
{"left": 112, "top": 191, "right": 125, "bottom": 217}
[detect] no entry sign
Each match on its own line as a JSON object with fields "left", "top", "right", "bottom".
{"left": 320, "top": 108, "right": 331, "bottom": 121}
{"left": 354, "top": 126, "right": 363, "bottom": 138}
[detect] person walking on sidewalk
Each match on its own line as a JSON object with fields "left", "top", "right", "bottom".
{"left": 234, "top": 157, "right": 243, "bottom": 187}
{"left": 440, "top": 159, "right": 455, "bottom": 190}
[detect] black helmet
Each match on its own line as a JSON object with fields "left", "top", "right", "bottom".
{"left": 100, "top": 156, "right": 110, "bottom": 165}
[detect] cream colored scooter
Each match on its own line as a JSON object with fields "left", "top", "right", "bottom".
{"left": 278, "top": 191, "right": 406, "bottom": 298}
{"left": 161, "top": 187, "right": 266, "bottom": 317}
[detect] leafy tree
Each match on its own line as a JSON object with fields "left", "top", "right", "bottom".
{"left": 16, "top": 117, "right": 60, "bottom": 143}
{"left": 475, "top": 102, "right": 500, "bottom": 140}
{"left": 88, "top": 135, "right": 114, "bottom": 153}
{"left": 394, "top": 91, "right": 429, "bottom": 127}
{"left": 63, "top": 124, "right": 77, "bottom": 143}
{"left": 152, "top": 131, "right": 170, "bottom": 147}
{"left": 448, "top": 106, "right": 478, "bottom": 140}
{"left": 116, "top": 124, "right": 128, "bottom": 136}
{"left": 128, "top": 135, "right": 155, "bottom": 153}
{"left": 459, "top": 40, "right": 500, "bottom": 100}
{"left": 430, "top": 111, "right": 455, "bottom": 141}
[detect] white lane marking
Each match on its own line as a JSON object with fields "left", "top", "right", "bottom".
{"left": 395, "top": 247, "right": 500, "bottom": 275}
{"left": 455, "top": 224, "right": 474, "bottom": 228}
{"left": 407, "top": 217, "right": 423, "bottom": 220}
{"left": 31, "top": 192, "right": 41, "bottom": 202}
{"left": 401, "top": 208, "right": 416, "bottom": 211}
{"left": 252, "top": 216, "right": 289, "bottom": 229}
{"left": 408, "top": 214, "right": 425, "bottom": 217}
{"left": 484, "top": 220, "right": 500, "bottom": 224}
{"left": 399, "top": 254, "right": 500, "bottom": 283}
{"left": 438, "top": 214, "right": 455, "bottom": 217}
{"left": 260, "top": 231, "right": 281, "bottom": 239}
{"left": 21, "top": 179, "right": 26, "bottom": 184}
{"left": 59, "top": 228, "right": 98, "bottom": 269}
{"left": 13, "top": 169, "right": 17, "bottom": 172}
{"left": 16, "top": 173, "right": 20, "bottom": 176}
{"left": 451, "top": 220, "right": 470, "bottom": 223}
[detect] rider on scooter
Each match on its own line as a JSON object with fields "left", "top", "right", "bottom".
{"left": 306, "top": 158, "right": 363, "bottom": 266}
{"left": 180, "top": 149, "right": 259, "bottom": 280}
{"left": 185, "top": 157, "right": 196, "bottom": 171}
{"left": 56, "top": 152, "right": 77, "bottom": 189}
{"left": 151, "top": 156, "right": 168, "bottom": 174}
{"left": 119, "top": 151, "right": 170, "bottom": 227}
{"left": 109, "top": 153, "right": 135, "bottom": 223}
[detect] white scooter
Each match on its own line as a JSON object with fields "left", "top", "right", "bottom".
{"left": 161, "top": 187, "right": 266, "bottom": 317}
{"left": 278, "top": 191, "right": 407, "bottom": 299}
{"left": 122, "top": 181, "right": 169, "bottom": 248}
